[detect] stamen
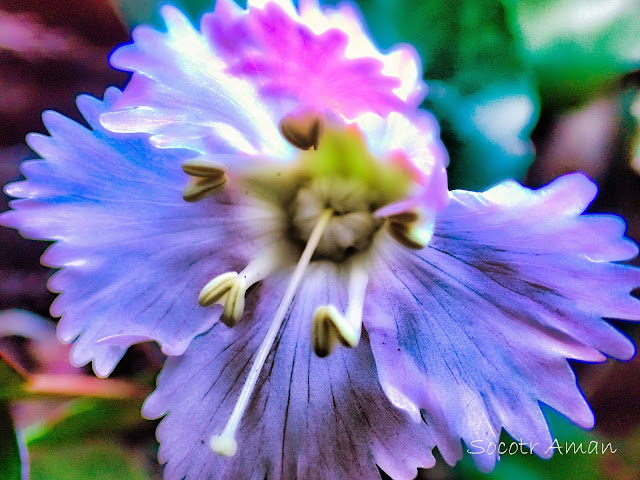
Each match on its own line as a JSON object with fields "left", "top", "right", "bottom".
{"left": 182, "top": 158, "right": 228, "bottom": 202}
{"left": 312, "top": 265, "right": 368, "bottom": 357}
{"left": 182, "top": 158, "right": 226, "bottom": 177}
{"left": 386, "top": 208, "right": 435, "bottom": 249}
{"left": 199, "top": 254, "right": 279, "bottom": 327}
{"left": 279, "top": 110, "right": 325, "bottom": 150}
{"left": 210, "top": 209, "right": 333, "bottom": 456}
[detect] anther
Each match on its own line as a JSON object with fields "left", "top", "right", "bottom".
{"left": 199, "top": 272, "right": 244, "bottom": 326}
{"left": 312, "top": 306, "right": 359, "bottom": 357}
{"left": 182, "top": 158, "right": 228, "bottom": 202}
{"left": 386, "top": 208, "right": 435, "bottom": 249}
{"left": 312, "top": 266, "right": 368, "bottom": 357}
{"left": 210, "top": 209, "right": 333, "bottom": 456}
{"left": 199, "top": 254, "right": 279, "bottom": 327}
{"left": 279, "top": 110, "right": 325, "bottom": 150}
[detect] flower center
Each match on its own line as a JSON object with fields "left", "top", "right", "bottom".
{"left": 246, "top": 124, "right": 415, "bottom": 262}
{"left": 289, "top": 177, "right": 382, "bottom": 261}
{"left": 184, "top": 120, "right": 439, "bottom": 457}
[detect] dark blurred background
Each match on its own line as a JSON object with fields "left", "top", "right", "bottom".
{"left": 1, "top": 0, "right": 639, "bottom": 478}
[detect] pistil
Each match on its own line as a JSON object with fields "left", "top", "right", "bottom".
{"left": 210, "top": 209, "right": 334, "bottom": 456}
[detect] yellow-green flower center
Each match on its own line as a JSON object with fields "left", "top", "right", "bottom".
{"left": 241, "top": 126, "right": 413, "bottom": 261}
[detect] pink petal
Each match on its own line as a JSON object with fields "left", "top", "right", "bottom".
{"left": 201, "top": 0, "right": 424, "bottom": 120}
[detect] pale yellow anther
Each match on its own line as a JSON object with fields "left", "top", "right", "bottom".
{"left": 198, "top": 272, "right": 247, "bottom": 327}
{"left": 312, "top": 265, "right": 367, "bottom": 358}
{"left": 199, "top": 254, "right": 280, "bottom": 328}
{"left": 279, "top": 110, "right": 325, "bottom": 150}
{"left": 183, "top": 175, "right": 228, "bottom": 202}
{"left": 387, "top": 210, "right": 419, "bottom": 224}
{"left": 222, "top": 279, "right": 246, "bottom": 327}
{"left": 199, "top": 272, "right": 238, "bottom": 306}
{"left": 182, "top": 158, "right": 228, "bottom": 202}
{"left": 312, "top": 305, "right": 360, "bottom": 357}
{"left": 386, "top": 208, "right": 435, "bottom": 249}
{"left": 182, "top": 158, "right": 226, "bottom": 178}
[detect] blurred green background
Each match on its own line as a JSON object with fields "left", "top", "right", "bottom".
{"left": 1, "top": 0, "right": 640, "bottom": 478}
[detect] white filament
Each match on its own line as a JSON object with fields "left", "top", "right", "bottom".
{"left": 210, "top": 208, "right": 333, "bottom": 456}
{"left": 345, "top": 264, "right": 368, "bottom": 334}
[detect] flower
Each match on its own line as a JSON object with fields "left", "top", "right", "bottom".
{"left": 2, "top": 1, "right": 640, "bottom": 479}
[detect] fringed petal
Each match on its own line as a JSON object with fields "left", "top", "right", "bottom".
{"left": 365, "top": 173, "right": 640, "bottom": 472}
{"left": 356, "top": 111, "right": 449, "bottom": 213}
{"left": 1, "top": 88, "right": 277, "bottom": 377}
{"left": 200, "top": 0, "right": 424, "bottom": 119}
{"left": 101, "top": 6, "right": 290, "bottom": 158}
{"left": 144, "top": 263, "right": 436, "bottom": 480}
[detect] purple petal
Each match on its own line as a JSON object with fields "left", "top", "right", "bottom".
{"left": 144, "top": 264, "right": 435, "bottom": 480}
{"left": 101, "top": 6, "right": 290, "bottom": 158}
{"left": 364, "top": 173, "right": 640, "bottom": 472}
{"left": 0, "top": 145, "right": 54, "bottom": 315}
{"left": 1, "top": 88, "right": 276, "bottom": 377}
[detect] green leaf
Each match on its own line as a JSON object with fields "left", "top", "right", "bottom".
{"left": 24, "top": 397, "right": 145, "bottom": 448}
{"left": 115, "top": 0, "right": 245, "bottom": 26}
{"left": 502, "top": 0, "right": 640, "bottom": 108}
{"left": 347, "top": 0, "right": 539, "bottom": 189}
{"left": 29, "top": 441, "right": 152, "bottom": 480}
{"left": 0, "top": 402, "right": 24, "bottom": 480}
{"left": 426, "top": 80, "right": 539, "bottom": 190}
{"left": 630, "top": 90, "right": 640, "bottom": 174}
{"left": 355, "top": 0, "right": 528, "bottom": 94}
{"left": 0, "top": 355, "right": 27, "bottom": 400}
